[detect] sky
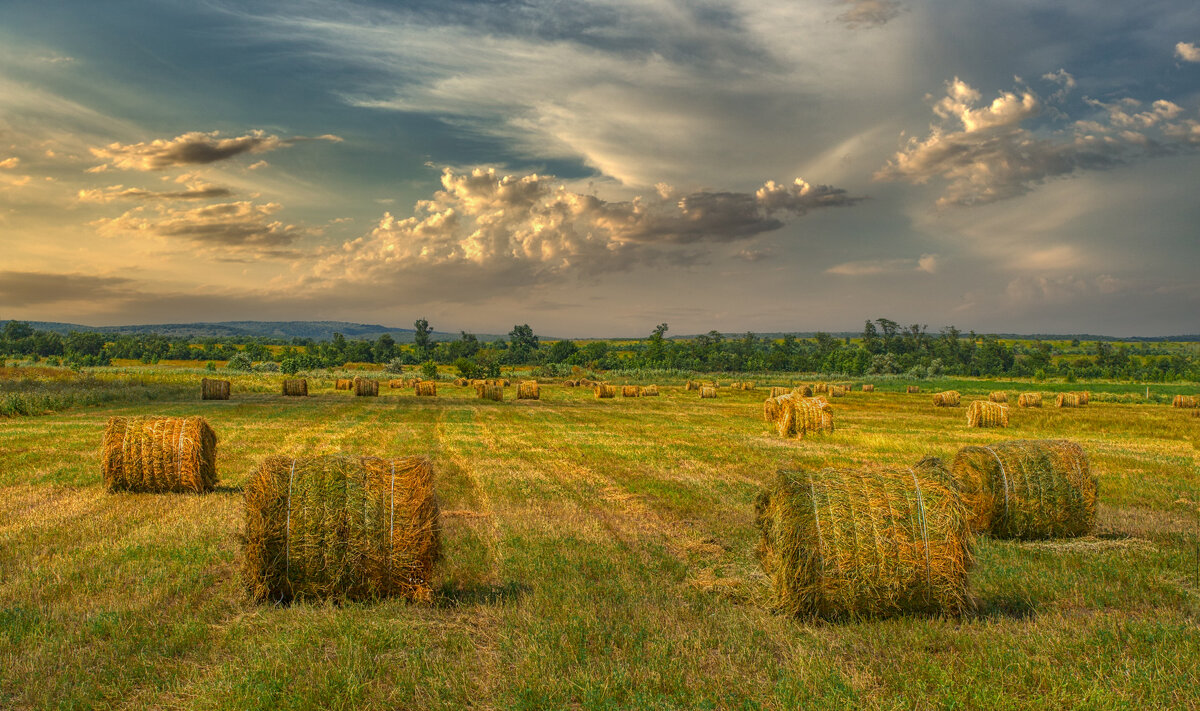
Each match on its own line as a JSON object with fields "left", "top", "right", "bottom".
{"left": 1, "top": 0, "right": 1199, "bottom": 337}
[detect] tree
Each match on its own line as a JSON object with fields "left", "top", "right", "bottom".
{"left": 374, "top": 334, "right": 396, "bottom": 363}
{"left": 413, "top": 318, "right": 432, "bottom": 361}
{"left": 508, "top": 324, "right": 539, "bottom": 364}
{"left": 546, "top": 339, "right": 577, "bottom": 363}
{"left": 861, "top": 320, "right": 881, "bottom": 354}
{"left": 646, "top": 323, "right": 669, "bottom": 363}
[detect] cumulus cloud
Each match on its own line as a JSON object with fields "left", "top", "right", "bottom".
{"left": 0, "top": 157, "right": 20, "bottom": 169}
{"left": 875, "top": 76, "right": 1200, "bottom": 206}
{"left": 88, "top": 131, "right": 341, "bottom": 171}
{"left": 94, "top": 201, "right": 310, "bottom": 257}
{"left": 836, "top": 0, "right": 903, "bottom": 28}
{"left": 77, "top": 182, "right": 233, "bottom": 203}
{"left": 1176, "top": 42, "right": 1200, "bottom": 62}
{"left": 314, "top": 167, "right": 860, "bottom": 285}
{"left": 826, "top": 253, "right": 938, "bottom": 275}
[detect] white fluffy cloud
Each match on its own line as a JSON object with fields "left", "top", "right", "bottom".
{"left": 1176, "top": 42, "right": 1200, "bottom": 62}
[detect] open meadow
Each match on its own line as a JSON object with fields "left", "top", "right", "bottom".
{"left": 2, "top": 369, "right": 1199, "bottom": 709}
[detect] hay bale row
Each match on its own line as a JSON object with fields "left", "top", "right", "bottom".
{"left": 416, "top": 381, "right": 437, "bottom": 397}
{"left": 1172, "top": 395, "right": 1198, "bottom": 408}
{"left": 1017, "top": 392, "right": 1042, "bottom": 408}
{"left": 282, "top": 379, "right": 308, "bottom": 397}
{"left": 1055, "top": 392, "right": 1084, "bottom": 408}
{"left": 354, "top": 378, "right": 379, "bottom": 397}
{"left": 201, "top": 378, "right": 230, "bottom": 400}
{"left": 102, "top": 416, "right": 218, "bottom": 493}
{"left": 242, "top": 454, "right": 441, "bottom": 603}
{"left": 621, "top": 385, "right": 640, "bottom": 398}
{"left": 517, "top": 381, "right": 540, "bottom": 400}
{"left": 335, "top": 378, "right": 354, "bottom": 390}
{"left": 595, "top": 383, "right": 617, "bottom": 399}
{"left": 699, "top": 386, "right": 717, "bottom": 399}
{"left": 951, "top": 439, "right": 1095, "bottom": 539}
{"left": 729, "top": 382, "right": 756, "bottom": 391}
{"left": 476, "top": 383, "right": 503, "bottom": 401}
{"left": 861, "top": 384, "right": 874, "bottom": 392}
{"left": 932, "top": 390, "right": 961, "bottom": 408}
{"left": 966, "top": 400, "right": 1008, "bottom": 428}
{"left": 754, "top": 457, "right": 972, "bottom": 618}
{"left": 640, "top": 385, "right": 659, "bottom": 396}
{"left": 906, "top": 385, "right": 920, "bottom": 394}
{"left": 988, "top": 391, "right": 1009, "bottom": 403}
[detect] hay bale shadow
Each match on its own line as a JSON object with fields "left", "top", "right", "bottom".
{"left": 434, "top": 581, "right": 529, "bottom": 608}
{"left": 971, "top": 594, "right": 1038, "bottom": 620}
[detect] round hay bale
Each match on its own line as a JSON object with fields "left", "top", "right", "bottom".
{"left": 793, "top": 385, "right": 814, "bottom": 398}
{"left": 965, "top": 400, "right": 1008, "bottom": 428}
{"left": 1171, "top": 395, "right": 1197, "bottom": 408}
{"left": 1055, "top": 392, "right": 1082, "bottom": 408}
{"left": 562, "top": 379, "right": 577, "bottom": 387}
{"left": 764, "top": 393, "right": 792, "bottom": 423}
{"left": 932, "top": 391, "right": 961, "bottom": 408}
{"left": 621, "top": 385, "right": 640, "bottom": 398}
{"left": 640, "top": 385, "right": 659, "bottom": 396}
{"left": 813, "top": 382, "right": 829, "bottom": 394}
{"left": 769, "top": 386, "right": 789, "bottom": 399}
{"left": 282, "top": 378, "right": 308, "bottom": 397}
{"left": 102, "top": 416, "right": 218, "bottom": 493}
{"left": 951, "top": 439, "right": 1095, "bottom": 539}
{"left": 1076, "top": 391, "right": 1090, "bottom": 405}
{"left": 988, "top": 391, "right": 1009, "bottom": 404}
{"left": 416, "top": 381, "right": 437, "bottom": 397}
{"left": 775, "top": 396, "right": 833, "bottom": 438}
{"left": 517, "top": 381, "right": 540, "bottom": 400}
{"left": 906, "top": 385, "right": 921, "bottom": 394}
{"left": 242, "top": 454, "right": 440, "bottom": 603}
{"left": 861, "top": 384, "right": 875, "bottom": 392}
{"left": 594, "top": 383, "right": 617, "bottom": 399}
{"left": 454, "top": 377, "right": 468, "bottom": 387}
{"left": 699, "top": 386, "right": 718, "bottom": 399}
{"left": 335, "top": 378, "right": 354, "bottom": 391}
{"left": 828, "top": 385, "right": 847, "bottom": 398}
{"left": 388, "top": 379, "right": 406, "bottom": 389}
{"left": 201, "top": 378, "right": 230, "bottom": 401}
{"left": 684, "top": 380, "right": 700, "bottom": 391}
{"left": 754, "top": 457, "right": 973, "bottom": 618}
{"left": 1017, "top": 392, "right": 1042, "bottom": 408}
{"left": 354, "top": 377, "right": 379, "bottom": 397}
{"left": 476, "top": 383, "right": 503, "bottom": 401}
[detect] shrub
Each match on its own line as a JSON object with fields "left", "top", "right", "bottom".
{"left": 226, "top": 353, "right": 254, "bottom": 371}
{"left": 385, "top": 358, "right": 405, "bottom": 374}
{"left": 421, "top": 361, "right": 438, "bottom": 379}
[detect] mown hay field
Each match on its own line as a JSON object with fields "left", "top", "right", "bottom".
{"left": 1, "top": 369, "right": 1199, "bottom": 709}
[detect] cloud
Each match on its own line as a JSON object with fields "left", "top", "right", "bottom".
{"left": 826, "top": 253, "right": 937, "bottom": 275}
{"left": 77, "top": 183, "right": 234, "bottom": 203}
{"left": 314, "top": 167, "right": 861, "bottom": 288}
{"left": 93, "top": 201, "right": 311, "bottom": 257}
{"left": 875, "top": 76, "right": 1200, "bottom": 206}
{"left": 0, "top": 271, "right": 135, "bottom": 307}
{"left": 1176, "top": 42, "right": 1200, "bottom": 62}
{"left": 836, "top": 0, "right": 903, "bottom": 28}
{"left": 0, "top": 157, "right": 20, "bottom": 169}
{"left": 88, "top": 131, "right": 341, "bottom": 171}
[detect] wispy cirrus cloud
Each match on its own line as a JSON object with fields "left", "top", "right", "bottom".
{"left": 826, "top": 253, "right": 937, "bottom": 275}
{"left": 77, "top": 182, "right": 233, "bottom": 203}
{"left": 88, "top": 131, "right": 341, "bottom": 171}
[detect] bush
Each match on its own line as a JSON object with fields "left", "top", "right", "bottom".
{"left": 384, "top": 358, "right": 405, "bottom": 374}
{"left": 279, "top": 358, "right": 299, "bottom": 375}
{"left": 226, "top": 353, "right": 254, "bottom": 371}
{"left": 205, "top": 361, "right": 217, "bottom": 372}
{"left": 256, "top": 361, "right": 280, "bottom": 373}
{"left": 452, "top": 357, "right": 478, "bottom": 379}
{"left": 421, "top": 361, "right": 438, "bottom": 379}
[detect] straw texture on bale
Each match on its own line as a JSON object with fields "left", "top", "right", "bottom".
{"left": 102, "top": 416, "right": 218, "bottom": 493}
{"left": 932, "top": 391, "right": 961, "bottom": 408}
{"left": 595, "top": 383, "right": 617, "bottom": 399}
{"left": 699, "top": 386, "right": 718, "bottom": 399}
{"left": 621, "top": 385, "right": 640, "bottom": 398}
{"left": 354, "top": 378, "right": 379, "bottom": 397}
{"left": 1017, "top": 392, "right": 1042, "bottom": 408}
{"left": 1055, "top": 392, "right": 1083, "bottom": 408}
{"left": 966, "top": 400, "right": 1008, "bottom": 428}
{"left": 773, "top": 396, "right": 833, "bottom": 438}
{"left": 951, "top": 439, "right": 1095, "bottom": 539}
{"left": 1076, "top": 391, "right": 1090, "bottom": 405}
{"left": 1172, "top": 395, "right": 1197, "bottom": 408}
{"left": 416, "top": 381, "right": 437, "bottom": 397}
{"left": 813, "top": 383, "right": 829, "bottom": 394}
{"left": 861, "top": 384, "right": 875, "bottom": 392}
{"left": 517, "top": 381, "right": 540, "bottom": 400}
{"left": 988, "top": 391, "right": 1009, "bottom": 404}
{"left": 754, "top": 458, "right": 973, "bottom": 618}
{"left": 906, "top": 385, "right": 920, "bottom": 394}
{"left": 769, "top": 386, "right": 790, "bottom": 399}
{"left": 201, "top": 378, "right": 230, "bottom": 400}
{"left": 829, "top": 385, "right": 847, "bottom": 398}
{"left": 242, "top": 454, "right": 440, "bottom": 603}
{"left": 794, "top": 385, "right": 814, "bottom": 398}
{"left": 388, "top": 379, "right": 405, "bottom": 389}
{"left": 764, "top": 394, "right": 792, "bottom": 423}
{"left": 640, "top": 385, "right": 659, "bottom": 396}
{"left": 684, "top": 380, "right": 700, "bottom": 391}
{"left": 282, "top": 379, "right": 308, "bottom": 397}
{"left": 335, "top": 378, "right": 353, "bottom": 390}
{"left": 476, "top": 383, "right": 502, "bottom": 401}
{"left": 562, "top": 379, "right": 578, "bottom": 387}
{"left": 454, "top": 377, "right": 468, "bottom": 386}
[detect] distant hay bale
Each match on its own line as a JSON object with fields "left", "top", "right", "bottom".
{"left": 102, "top": 416, "right": 218, "bottom": 493}
{"left": 1172, "top": 395, "right": 1197, "bottom": 408}
{"left": 1055, "top": 392, "right": 1082, "bottom": 408}
{"left": 1076, "top": 391, "right": 1090, "bottom": 405}
{"left": 502, "top": 379, "right": 511, "bottom": 387}
{"left": 1017, "top": 392, "right": 1042, "bottom": 408}
{"left": 774, "top": 396, "right": 833, "bottom": 438}
{"left": 476, "top": 383, "right": 502, "bottom": 401}
{"left": 335, "top": 378, "right": 353, "bottom": 390}
{"left": 354, "top": 378, "right": 379, "bottom": 397}
{"left": 621, "top": 385, "right": 640, "bottom": 398}
{"left": 242, "top": 454, "right": 440, "bottom": 603}
{"left": 729, "top": 381, "right": 755, "bottom": 391}
{"left": 861, "top": 384, "right": 874, "bottom": 392}
{"left": 906, "top": 385, "right": 920, "bottom": 394}
{"left": 769, "top": 386, "right": 789, "bottom": 398}
{"left": 517, "top": 381, "right": 540, "bottom": 400}
{"left": 813, "top": 382, "right": 829, "bottom": 394}
{"left": 699, "top": 386, "right": 718, "bottom": 399}
{"left": 754, "top": 458, "right": 973, "bottom": 618}
{"left": 684, "top": 380, "right": 700, "bottom": 391}
{"left": 470, "top": 379, "right": 485, "bottom": 388}
{"left": 282, "top": 379, "right": 308, "bottom": 397}
{"left": 951, "top": 439, "right": 1095, "bottom": 539}
{"left": 201, "top": 378, "right": 230, "bottom": 401}
{"left": 562, "top": 379, "right": 578, "bottom": 387}
{"left": 988, "top": 391, "right": 1009, "bottom": 403}
{"left": 640, "top": 385, "right": 659, "bottom": 396}
{"left": 932, "top": 391, "right": 961, "bottom": 408}
{"left": 416, "top": 381, "right": 437, "bottom": 397}
{"left": 966, "top": 400, "right": 1008, "bottom": 428}
{"left": 454, "top": 377, "right": 468, "bottom": 386}
{"left": 595, "top": 383, "right": 617, "bottom": 399}
{"left": 828, "top": 385, "right": 847, "bottom": 398}
{"left": 793, "top": 385, "right": 814, "bottom": 397}
{"left": 388, "top": 379, "right": 405, "bottom": 389}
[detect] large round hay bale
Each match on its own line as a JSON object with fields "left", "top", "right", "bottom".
{"left": 764, "top": 394, "right": 792, "bottom": 423}
{"left": 1055, "top": 392, "right": 1082, "bottom": 408}
{"left": 621, "top": 385, "right": 640, "bottom": 398}
{"left": 861, "top": 384, "right": 875, "bottom": 392}
{"left": 388, "top": 379, "right": 405, "bottom": 389}
{"left": 201, "top": 378, "right": 230, "bottom": 400}
{"left": 813, "top": 382, "right": 829, "bottom": 394}
{"left": 416, "top": 381, "right": 437, "bottom": 397}
{"left": 1172, "top": 395, "right": 1197, "bottom": 408}
{"left": 102, "top": 416, "right": 218, "bottom": 493}
{"left": 951, "top": 439, "right": 1095, "bottom": 539}
{"left": 517, "top": 381, "right": 540, "bottom": 400}
{"left": 699, "top": 386, "right": 718, "bottom": 399}
{"left": 966, "top": 400, "right": 1008, "bottom": 428}
{"left": 932, "top": 391, "right": 961, "bottom": 407}
{"left": 775, "top": 396, "right": 833, "bottom": 438}
{"left": 988, "top": 391, "right": 1009, "bottom": 404}
{"left": 335, "top": 378, "right": 354, "bottom": 390}
{"left": 476, "top": 383, "right": 503, "bottom": 401}
{"left": 1076, "top": 391, "right": 1090, "bottom": 405}
{"left": 828, "top": 385, "right": 847, "bottom": 398}
{"left": 1017, "top": 392, "right": 1042, "bottom": 408}
{"left": 595, "top": 383, "right": 617, "bottom": 399}
{"left": 354, "top": 377, "right": 379, "bottom": 397}
{"left": 684, "top": 380, "right": 700, "bottom": 391}
{"left": 242, "top": 455, "right": 440, "bottom": 603}
{"left": 906, "top": 385, "right": 920, "bottom": 394}
{"left": 754, "top": 458, "right": 973, "bottom": 618}
{"left": 282, "top": 378, "right": 308, "bottom": 397}
{"left": 640, "top": 385, "right": 659, "bottom": 396}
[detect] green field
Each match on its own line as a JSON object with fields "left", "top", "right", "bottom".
{"left": 2, "top": 371, "right": 1199, "bottom": 709}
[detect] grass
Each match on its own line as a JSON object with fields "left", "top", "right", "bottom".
{"left": 1, "top": 370, "right": 1199, "bottom": 708}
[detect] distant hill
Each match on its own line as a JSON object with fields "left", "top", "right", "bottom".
{"left": 0, "top": 320, "right": 493, "bottom": 342}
